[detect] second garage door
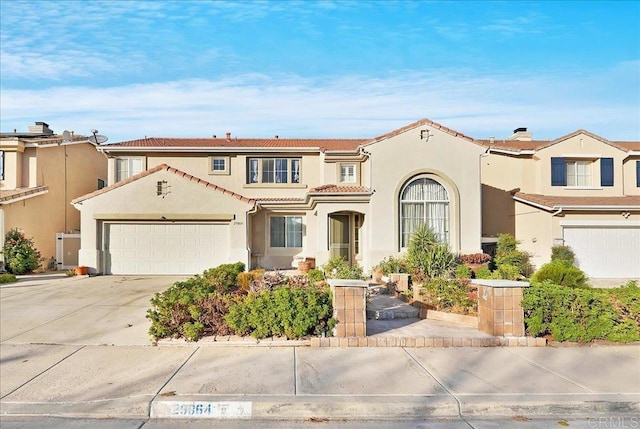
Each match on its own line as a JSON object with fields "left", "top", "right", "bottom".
{"left": 106, "top": 223, "right": 230, "bottom": 275}
{"left": 563, "top": 226, "right": 640, "bottom": 278}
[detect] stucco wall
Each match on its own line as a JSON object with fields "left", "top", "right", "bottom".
{"left": 623, "top": 157, "right": 640, "bottom": 195}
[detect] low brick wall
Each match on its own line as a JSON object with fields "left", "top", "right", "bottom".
{"left": 328, "top": 279, "right": 368, "bottom": 338}
{"left": 472, "top": 279, "right": 529, "bottom": 337}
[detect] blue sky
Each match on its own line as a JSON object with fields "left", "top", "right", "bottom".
{"left": 1, "top": 0, "right": 639, "bottom": 142}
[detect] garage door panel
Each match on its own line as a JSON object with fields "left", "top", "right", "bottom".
{"left": 564, "top": 227, "right": 640, "bottom": 278}
{"left": 107, "top": 223, "right": 230, "bottom": 275}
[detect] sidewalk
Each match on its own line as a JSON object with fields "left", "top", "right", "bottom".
{"left": 1, "top": 343, "right": 638, "bottom": 421}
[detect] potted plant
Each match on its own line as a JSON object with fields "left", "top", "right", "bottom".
{"left": 75, "top": 266, "right": 89, "bottom": 275}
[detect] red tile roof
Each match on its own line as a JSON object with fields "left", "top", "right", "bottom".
{"left": 514, "top": 192, "right": 640, "bottom": 209}
{"left": 102, "top": 137, "right": 366, "bottom": 152}
{"left": 72, "top": 164, "right": 255, "bottom": 205}
{"left": 309, "top": 184, "right": 371, "bottom": 193}
{"left": 0, "top": 186, "right": 48, "bottom": 203}
{"left": 478, "top": 130, "right": 640, "bottom": 153}
{"left": 365, "top": 118, "right": 478, "bottom": 146}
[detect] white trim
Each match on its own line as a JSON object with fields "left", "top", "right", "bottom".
{"left": 488, "top": 148, "right": 536, "bottom": 156}
{"left": 0, "top": 189, "right": 49, "bottom": 204}
{"left": 561, "top": 154, "right": 601, "bottom": 158}
{"left": 99, "top": 146, "right": 320, "bottom": 154}
{"left": 512, "top": 196, "right": 553, "bottom": 211}
{"left": 560, "top": 220, "right": 640, "bottom": 227}
{"left": 563, "top": 186, "right": 603, "bottom": 190}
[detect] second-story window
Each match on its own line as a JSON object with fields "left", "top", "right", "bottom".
{"left": 566, "top": 160, "right": 591, "bottom": 187}
{"left": 115, "top": 157, "right": 143, "bottom": 182}
{"left": 340, "top": 164, "right": 357, "bottom": 183}
{"left": 247, "top": 158, "right": 300, "bottom": 184}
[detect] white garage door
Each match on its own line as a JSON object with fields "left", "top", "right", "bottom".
{"left": 106, "top": 223, "right": 230, "bottom": 275}
{"left": 563, "top": 227, "right": 640, "bottom": 278}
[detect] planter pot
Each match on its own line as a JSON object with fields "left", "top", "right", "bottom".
{"left": 75, "top": 266, "right": 88, "bottom": 276}
{"left": 298, "top": 261, "right": 311, "bottom": 273}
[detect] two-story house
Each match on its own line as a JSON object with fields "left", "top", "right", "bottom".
{"left": 481, "top": 128, "right": 640, "bottom": 278}
{"left": 0, "top": 122, "right": 108, "bottom": 270}
{"left": 72, "top": 119, "right": 486, "bottom": 275}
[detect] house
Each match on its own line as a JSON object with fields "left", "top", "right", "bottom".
{"left": 0, "top": 122, "right": 108, "bottom": 270}
{"left": 72, "top": 119, "right": 486, "bottom": 275}
{"left": 480, "top": 128, "right": 640, "bottom": 279}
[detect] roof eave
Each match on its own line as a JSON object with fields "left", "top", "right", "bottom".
{"left": 98, "top": 146, "right": 322, "bottom": 153}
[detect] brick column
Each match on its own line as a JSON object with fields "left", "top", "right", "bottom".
{"left": 471, "top": 279, "right": 529, "bottom": 337}
{"left": 327, "top": 279, "right": 368, "bottom": 338}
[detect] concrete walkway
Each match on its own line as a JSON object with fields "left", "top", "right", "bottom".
{"left": 1, "top": 274, "right": 639, "bottom": 422}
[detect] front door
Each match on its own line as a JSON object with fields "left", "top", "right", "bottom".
{"left": 329, "top": 214, "right": 351, "bottom": 264}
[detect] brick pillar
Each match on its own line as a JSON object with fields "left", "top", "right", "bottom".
{"left": 471, "top": 279, "right": 529, "bottom": 337}
{"left": 327, "top": 279, "right": 368, "bottom": 338}
{"left": 389, "top": 273, "right": 409, "bottom": 292}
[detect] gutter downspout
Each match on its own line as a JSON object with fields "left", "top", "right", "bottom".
{"left": 552, "top": 207, "right": 563, "bottom": 216}
{"left": 246, "top": 202, "right": 259, "bottom": 269}
{"left": 479, "top": 147, "right": 492, "bottom": 253}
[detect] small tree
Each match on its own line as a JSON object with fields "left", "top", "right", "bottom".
{"left": 494, "top": 233, "right": 533, "bottom": 278}
{"left": 3, "top": 229, "right": 41, "bottom": 275}
{"left": 551, "top": 245, "right": 576, "bottom": 266}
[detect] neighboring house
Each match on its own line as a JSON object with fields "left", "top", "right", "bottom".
{"left": 480, "top": 128, "right": 640, "bottom": 279}
{"left": 0, "top": 122, "right": 108, "bottom": 270}
{"left": 72, "top": 119, "right": 486, "bottom": 275}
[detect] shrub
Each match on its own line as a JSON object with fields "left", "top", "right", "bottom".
{"left": 146, "top": 275, "right": 239, "bottom": 341}
{"left": 237, "top": 269, "right": 265, "bottom": 293}
{"left": 457, "top": 253, "right": 491, "bottom": 264}
{"left": 307, "top": 268, "right": 324, "bottom": 284}
{"left": 492, "top": 264, "right": 522, "bottom": 280}
{"left": 475, "top": 266, "right": 492, "bottom": 279}
{"left": 0, "top": 273, "right": 18, "bottom": 283}
{"left": 551, "top": 245, "right": 576, "bottom": 266}
{"left": 455, "top": 264, "right": 473, "bottom": 279}
{"left": 2, "top": 229, "right": 41, "bottom": 275}
{"left": 494, "top": 234, "right": 533, "bottom": 278}
{"left": 419, "top": 278, "right": 477, "bottom": 315}
{"left": 201, "top": 262, "right": 245, "bottom": 293}
{"left": 226, "top": 285, "right": 335, "bottom": 339}
{"left": 531, "top": 261, "right": 588, "bottom": 288}
{"left": 522, "top": 280, "right": 640, "bottom": 343}
{"left": 406, "top": 225, "right": 456, "bottom": 281}
{"left": 323, "top": 256, "right": 364, "bottom": 280}
{"left": 376, "top": 255, "right": 408, "bottom": 275}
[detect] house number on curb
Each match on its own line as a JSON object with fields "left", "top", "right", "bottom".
{"left": 164, "top": 401, "right": 252, "bottom": 418}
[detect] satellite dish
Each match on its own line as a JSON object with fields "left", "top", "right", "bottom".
{"left": 88, "top": 129, "right": 108, "bottom": 145}
{"left": 62, "top": 130, "right": 72, "bottom": 142}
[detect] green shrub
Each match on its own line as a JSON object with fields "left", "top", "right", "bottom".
{"left": 323, "top": 256, "right": 364, "bottom": 280}
{"left": 492, "top": 264, "right": 522, "bottom": 280}
{"left": 419, "top": 278, "right": 477, "bottom": 315}
{"left": 494, "top": 233, "right": 533, "bottom": 278}
{"left": 0, "top": 273, "right": 18, "bottom": 283}
{"left": 406, "top": 225, "right": 456, "bottom": 281}
{"left": 531, "top": 261, "right": 588, "bottom": 288}
{"left": 522, "top": 280, "right": 640, "bottom": 343}
{"left": 307, "top": 268, "right": 324, "bottom": 284}
{"left": 551, "top": 245, "right": 576, "bottom": 266}
{"left": 201, "top": 262, "right": 245, "bottom": 293}
{"left": 146, "top": 276, "right": 238, "bottom": 341}
{"left": 455, "top": 264, "right": 473, "bottom": 279}
{"left": 376, "top": 255, "right": 408, "bottom": 275}
{"left": 226, "top": 285, "right": 335, "bottom": 339}
{"left": 2, "top": 229, "right": 41, "bottom": 275}
{"left": 475, "top": 266, "right": 492, "bottom": 279}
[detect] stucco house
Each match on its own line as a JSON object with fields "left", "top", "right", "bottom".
{"left": 480, "top": 128, "right": 640, "bottom": 279}
{"left": 0, "top": 122, "right": 108, "bottom": 270}
{"left": 72, "top": 119, "right": 486, "bottom": 275}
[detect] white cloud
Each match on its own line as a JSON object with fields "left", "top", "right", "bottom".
{"left": 2, "top": 66, "right": 638, "bottom": 142}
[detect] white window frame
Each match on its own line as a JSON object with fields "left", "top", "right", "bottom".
{"left": 339, "top": 163, "right": 357, "bottom": 184}
{"left": 247, "top": 158, "right": 301, "bottom": 185}
{"left": 208, "top": 156, "right": 230, "bottom": 175}
{"left": 269, "top": 215, "right": 303, "bottom": 248}
{"left": 399, "top": 177, "right": 450, "bottom": 248}
{"left": 115, "top": 157, "right": 144, "bottom": 182}
{"left": 566, "top": 159, "right": 592, "bottom": 187}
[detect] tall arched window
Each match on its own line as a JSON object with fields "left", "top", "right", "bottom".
{"left": 400, "top": 177, "right": 449, "bottom": 247}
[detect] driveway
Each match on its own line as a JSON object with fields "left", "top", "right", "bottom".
{"left": 0, "top": 274, "right": 186, "bottom": 346}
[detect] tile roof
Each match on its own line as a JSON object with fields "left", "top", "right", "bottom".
{"left": 477, "top": 130, "right": 640, "bottom": 153}
{"left": 102, "top": 137, "right": 366, "bottom": 152}
{"left": 514, "top": 192, "right": 640, "bottom": 209}
{"left": 365, "top": 118, "right": 478, "bottom": 146}
{"left": 309, "top": 184, "right": 372, "bottom": 193}
{"left": 72, "top": 164, "right": 255, "bottom": 205}
{"left": 0, "top": 186, "right": 48, "bottom": 204}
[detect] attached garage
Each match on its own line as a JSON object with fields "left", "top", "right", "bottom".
{"left": 563, "top": 225, "right": 640, "bottom": 278}
{"left": 105, "top": 223, "right": 231, "bottom": 275}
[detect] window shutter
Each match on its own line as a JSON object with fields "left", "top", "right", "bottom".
{"left": 600, "top": 158, "right": 614, "bottom": 186}
{"left": 551, "top": 157, "right": 566, "bottom": 186}
{"left": 637, "top": 161, "right": 640, "bottom": 187}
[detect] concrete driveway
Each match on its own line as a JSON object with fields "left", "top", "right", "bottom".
{"left": 0, "top": 274, "right": 186, "bottom": 346}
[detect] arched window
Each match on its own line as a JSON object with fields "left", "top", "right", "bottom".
{"left": 400, "top": 177, "right": 449, "bottom": 247}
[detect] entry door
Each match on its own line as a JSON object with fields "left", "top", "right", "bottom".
{"left": 329, "top": 214, "right": 351, "bottom": 264}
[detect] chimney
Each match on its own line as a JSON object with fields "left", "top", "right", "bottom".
{"left": 226, "top": 132, "right": 231, "bottom": 141}
{"left": 507, "top": 127, "right": 532, "bottom": 141}
{"left": 28, "top": 121, "right": 54, "bottom": 135}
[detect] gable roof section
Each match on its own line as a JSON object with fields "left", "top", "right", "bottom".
{"left": 478, "top": 130, "right": 640, "bottom": 154}
{"left": 363, "top": 118, "right": 479, "bottom": 147}
{"left": 100, "top": 137, "right": 367, "bottom": 152}
{"left": 71, "top": 164, "right": 254, "bottom": 205}
{"left": 0, "top": 186, "right": 49, "bottom": 204}
{"left": 514, "top": 192, "right": 640, "bottom": 211}
{"left": 309, "top": 184, "right": 371, "bottom": 194}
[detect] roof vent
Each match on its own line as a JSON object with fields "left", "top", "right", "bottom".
{"left": 226, "top": 132, "right": 231, "bottom": 141}
{"left": 275, "top": 135, "right": 279, "bottom": 139}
